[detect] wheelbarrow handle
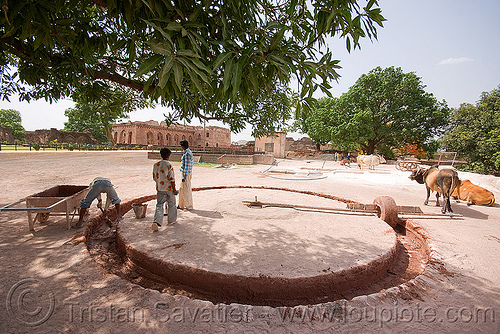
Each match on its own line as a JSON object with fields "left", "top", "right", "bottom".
{"left": 0, "top": 198, "right": 27, "bottom": 211}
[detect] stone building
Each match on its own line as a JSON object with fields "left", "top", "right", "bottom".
{"left": 0, "top": 125, "right": 15, "bottom": 143}
{"left": 286, "top": 136, "right": 317, "bottom": 151}
{"left": 254, "top": 132, "right": 287, "bottom": 158}
{"left": 25, "top": 128, "right": 97, "bottom": 144}
{"left": 111, "top": 120, "right": 231, "bottom": 147}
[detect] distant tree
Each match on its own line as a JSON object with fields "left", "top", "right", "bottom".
{"left": 297, "top": 67, "right": 450, "bottom": 155}
{"left": 422, "top": 139, "right": 440, "bottom": 160}
{"left": 0, "top": 0, "right": 385, "bottom": 135}
{"left": 64, "top": 106, "right": 108, "bottom": 143}
{"left": 294, "top": 97, "right": 340, "bottom": 150}
{"left": 442, "top": 86, "right": 500, "bottom": 175}
{"left": 64, "top": 83, "right": 153, "bottom": 143}
{"left": 0, "top": 108, "right": 25, "bottom": 141}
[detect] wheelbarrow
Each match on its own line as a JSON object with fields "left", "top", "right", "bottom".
{"left": 1, "top": 185, "right": 89, "bottom": 231}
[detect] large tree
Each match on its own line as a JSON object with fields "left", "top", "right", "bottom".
{"left": 0, "top": 108, "right": 25, "bottom": 141}
{"left": 441, "top": 86, "right": 500, "bottom": 175}
{"left": 64, "top": 83, "right": 153, "bottom": 143}
{"left": 298, "top": 66, "right": 449, "bottom": 155}
{"left": 0, "top": 0, "right": 385, "bottom": 135}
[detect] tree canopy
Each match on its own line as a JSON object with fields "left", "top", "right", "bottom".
{"left": 442, "top": 86, "right": 500, "bottom": 175}
{"left": 0, "top": 108, "right": 25, "bottom": 141}
{"left": 296, "top": 66, "right": 450, "bottom": 155}
{"left": 0, "top": 0, "right": 385, "bottom": 135}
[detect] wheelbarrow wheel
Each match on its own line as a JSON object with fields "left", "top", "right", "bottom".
{"left": 36, "top": 212, "right": 50, "bottom": 223}
{"left": 373, "top": 196, "right": 399, "bottom": 228}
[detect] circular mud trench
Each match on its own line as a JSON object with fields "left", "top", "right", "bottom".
{"left": 86, "top": 186, "right": 430, "bottom": 307}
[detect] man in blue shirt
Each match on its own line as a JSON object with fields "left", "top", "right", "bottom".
{"left": 178, "top": 140, "right": 194, "bottom": 209}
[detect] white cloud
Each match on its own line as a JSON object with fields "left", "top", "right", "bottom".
{"left": 438, "top": 57, "right": 473, "bottom": 65}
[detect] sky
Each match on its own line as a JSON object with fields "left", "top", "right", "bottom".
{"left": 1, "top": 0, "right": 499, "bottom": 142}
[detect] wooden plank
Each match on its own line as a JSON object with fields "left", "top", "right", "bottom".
{"left": 243, "top": 201, "right": 378, "bottom": 213}
{"left": 347, "top": 203, "right": 378, "bottom": 211}
{"left": 397, "top": 206, "right": 423, "bottom": 214}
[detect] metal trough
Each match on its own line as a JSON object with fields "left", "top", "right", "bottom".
{"left": 1, "top": 185, "right": 89, "bottom": 231}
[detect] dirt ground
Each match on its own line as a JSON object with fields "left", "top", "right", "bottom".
{"left": 1, "top": 151, "right": 500, "bottom": 333}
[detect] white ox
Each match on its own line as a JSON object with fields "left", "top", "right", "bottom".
{"left": 356, "top": 154, "right": 386, "bottom": 170}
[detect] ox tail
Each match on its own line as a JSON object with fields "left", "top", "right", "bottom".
{"left": 447, "top": 176, "right": 461, "bottom": 212}
{"left": 440, "top": 175, "right": 460, "bottom": 213}
{"left": 453, "top": 177, "right": 461, "bottom": 201}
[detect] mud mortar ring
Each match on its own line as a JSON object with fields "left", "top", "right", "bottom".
{"left": 85, "top": 186, "right": 430, "bottom": 307}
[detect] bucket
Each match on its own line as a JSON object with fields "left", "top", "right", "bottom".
{"left": 131, "top": 203, "right": 147, "bottom": 219}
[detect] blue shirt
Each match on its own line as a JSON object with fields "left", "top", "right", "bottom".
{"left": 180, "top": 148, "right": 193, "bottom": 179}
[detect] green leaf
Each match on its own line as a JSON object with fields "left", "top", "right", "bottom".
{"left": 143, "top": 20, "right": 174, "bottom": 43}
{"left": 173, "top": 62, "right": 183, "bottom": 90}
{"left": 222, "top": 57, "right": 234, "bottom": 93}
{"left": 176, "top": 49, "right": 199, "bottom": 58}
{"left": 269, "top": 55, "right": 290, "bottom": 67}
{"left": 135, "top": 54, "right": 164, "bottom": 77}
{"left": 158, "top": 56, "right": 174, "bottom": 89}
{"left": 188, "top": 7, "right": 202, "bottom": 21}
{"left": 365, "top": 0, "right": 376, "bottom": 10}
{"left": 187, "top": 72, "right": 205, "bottom": 98}
{"left": 212, "top": 52, "right": 233, "bottom": 70}
{"left": 176, "top": 57, "right": 209, "bottom": 83}
{"left": 231, "top": 62, "right": 242, "bottom": 97}
{"left": 166, "top": 22, "right": 182, "bottom": 32}
{"left": 150, "top": 42, "right": 172, "bottom": 55}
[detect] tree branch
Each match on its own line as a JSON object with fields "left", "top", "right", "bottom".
{"left": 90, "top": 69, "right": 153, "bottom": 93}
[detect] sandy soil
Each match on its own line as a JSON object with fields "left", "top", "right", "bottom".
{"left": 1, "top": 151, "right": 500, "bottom": 333}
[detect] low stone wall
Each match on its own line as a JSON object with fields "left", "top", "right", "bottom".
{"left": 253, "top": 154, "right": 275, "bottom": 165}
{"left": 200, "top": 154, "right": 254, "bottom": 165}
{"left": 147, "top": 152, "right": 274, "bottom": 165}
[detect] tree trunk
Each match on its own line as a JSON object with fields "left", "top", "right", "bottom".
{"left": 366, "top": 140, "right": 376, "bottom": 155}
{"left": 104, "top": 125, "right": 115, "bottom": 144}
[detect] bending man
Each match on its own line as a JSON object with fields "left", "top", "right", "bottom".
{"left": 78, "top": 177, "right": 121, "bottom": 227}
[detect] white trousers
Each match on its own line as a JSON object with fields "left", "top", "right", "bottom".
{"left": 178, "top": 174, "right": 193, "bottom": 209}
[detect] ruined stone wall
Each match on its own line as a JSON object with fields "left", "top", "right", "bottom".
{"left": 112, "top": 121, "right": 231, "bottom": 147}
{"left": 287, "top": 137, "right": 317, "bottom": 151}
{"left": 0, "top": 125, "right": 15, "bottom": 142}
{"left": 203, "top": 126, "right": 232, "bottom": 148}
{"left": 25, "top": 128, "right": 97, "bottom": 144}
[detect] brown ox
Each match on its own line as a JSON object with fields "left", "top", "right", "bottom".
{"left": 340, "top": 159, "right": 351, "bottom": 167}
{"left": 451, "top": 179, "right": 496, "bottom": 206}
{"left": 409, "top": 166, "right": 460, "bottom": 213}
